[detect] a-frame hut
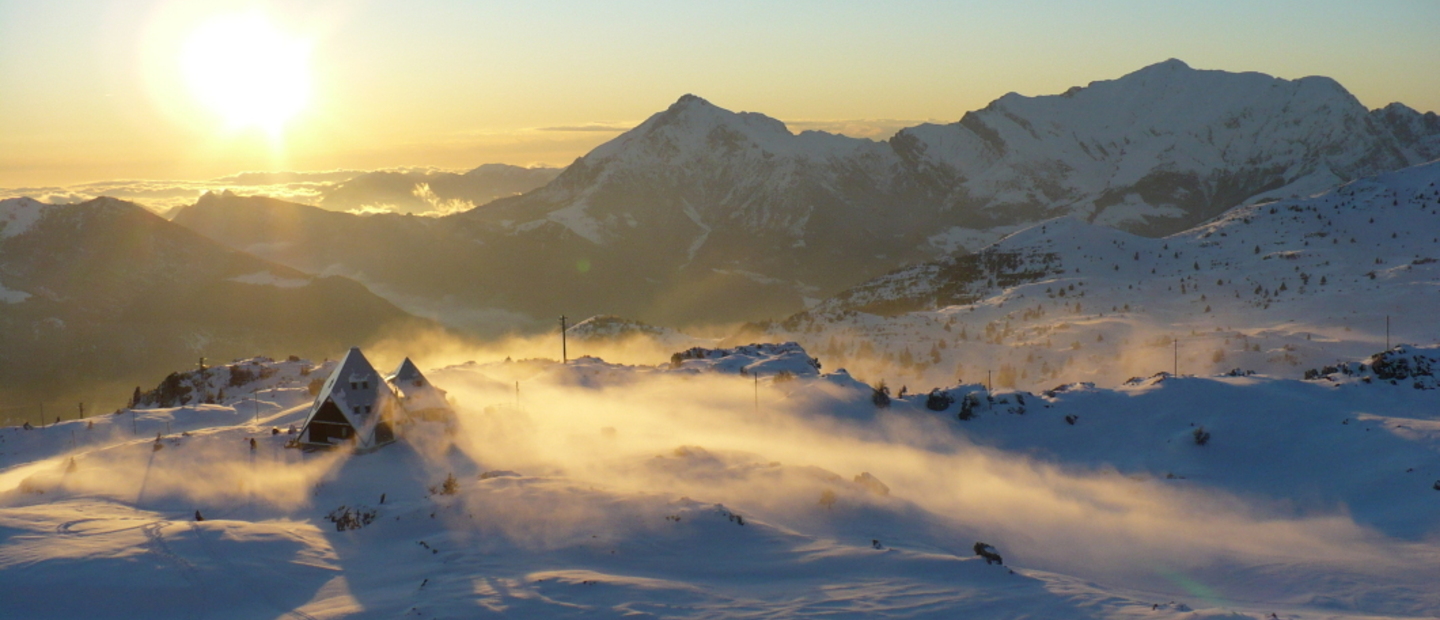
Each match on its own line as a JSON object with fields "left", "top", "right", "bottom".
{"left": 297, "top": 347, "right": 399, "bottom": 450}
{"left": 386, "top": 358, "right": 454, "bottom": 423}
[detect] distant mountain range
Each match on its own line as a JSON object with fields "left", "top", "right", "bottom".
{"left": 0, "top": 196, "right": 436, "bottom": 412}
{"left": 318, "top": 164, "right": 561, "bottom": 215}
{"left": 165, "top": 60, "right": 1440, "bottom": 331}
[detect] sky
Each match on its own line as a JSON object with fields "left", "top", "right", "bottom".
{"left": 1, "top": 0, "right": 1437, "bottom": 187}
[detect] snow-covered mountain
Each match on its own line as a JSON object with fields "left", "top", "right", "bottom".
{"left": 2, "top": 344, "right": 1437, "bottom": 618}
{"left": 896, "top": 59, "right": 1440, "bottom": 235}
{"left": 0, "top": 196, "right": 434, "bottom": 415}
{"left": 467, "top": 59, "right": 1440, "bottom": 276}
{"left": 743, "top": 158, "right": 1440, "bottom": 390}
{"left": 171, "top": 60, "right": 1440, "bottom": 330}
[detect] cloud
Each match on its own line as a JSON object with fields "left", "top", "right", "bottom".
{"left": 0, "top": 168, "right": 432, "bottom": 216}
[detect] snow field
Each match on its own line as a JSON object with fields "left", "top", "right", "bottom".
{"left": 4, "top": 343, "right": 1435, "bottom": 618}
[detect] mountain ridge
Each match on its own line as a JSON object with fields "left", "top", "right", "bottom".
{"left": 0, "top": 196, "right": 439, "bottom": 412}
{"left": 169, "top": 59, "right": 1440, "bottom": 330}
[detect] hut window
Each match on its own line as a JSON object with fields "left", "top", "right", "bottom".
{"left": 353, "top": 406, "right": 360, "bottom": 414}
{"left": 350, "top": 382, "right": 358, "bottom": 390}
{"left": 364, "top": 405, "right": 371, "bottom": 414}
{"left": 362, "top": 381, "right": 369, "bottom": 389}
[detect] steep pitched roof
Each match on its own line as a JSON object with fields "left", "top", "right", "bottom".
{"left": 391, "top": 357, "right": 425, "bottom": 385}
{"left": 299, "top": 347, "right": 395, "bottom": 448}
{"left": 387, "top": 357, "right": 449, "bottom": 412}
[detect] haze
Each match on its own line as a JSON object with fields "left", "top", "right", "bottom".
{"left": 1, "top": 0, "right": 1437, "bottom": 186}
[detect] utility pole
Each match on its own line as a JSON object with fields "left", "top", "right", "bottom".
{"left": 78, "top": 403, "right": 84, "bottom": 420}
{"left": 1173, "top": 338, "right": 1179, "bottom": 376}
{"left": 559, "top": 315, "right": 569, "bottom": 364}
{"left": 987, "top": 369, "right": 992, "bottom": 391}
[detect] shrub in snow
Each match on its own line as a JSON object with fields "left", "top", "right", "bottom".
{"left": 818, "top": 489, "right": 837, "bottom": 510}
{"left": 925, "top": 389, "right": 955, "bottom": 411}
{"left": 973, "top": 542, "right": 1003, "bottom": 565}
{"left": 431, "top": 473, "right": 459, "bottom": 496}
{"left": 1192, "top": 426, "right": 1211, "bottom": 446}
{"left": 142, "top": 372, "right": 195, "bottom": 408}
{"left": 326, "top": 505, "right": 377, "bottom": 531}
{"left": 228, "top": 364, "right": 256, "bottom": 387}
{"left": 871, "top": 382, "right": 891, "bottom": 408}
{"left": 958, "top": 393, "right": 981, "bottom": 421}
{"left": 1304, "top": 346, "right": 1440, "bottom": 389}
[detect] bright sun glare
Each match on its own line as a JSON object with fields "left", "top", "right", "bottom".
{"left": 181, "top": 13, "right": 311, "bottom": 135}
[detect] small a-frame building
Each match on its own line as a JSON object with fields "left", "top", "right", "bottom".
{"left": 386, "top": 358, "right": 454, "bottom": 423}
{"left": 297, "top": 347, "right": 398, "bottom": 450}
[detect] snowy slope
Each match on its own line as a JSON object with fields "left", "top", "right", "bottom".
{"left": 750, "top": 158, "right": 1440, "bottom": 391}
{"left": 0, "top": 196, "right": 49, "bottom": 239}
{"left": 898, "top": 59, "right": 1440, "bottom": 233}
{"left": 2, "top": 346, "right": 1438, "bottom": 618}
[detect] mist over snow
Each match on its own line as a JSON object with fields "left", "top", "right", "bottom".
{"left": 1, "top": 341, "right": 1438, "bottom": 618}
{"left": 749, "top": 159, "right": 1440, "bottom": 392}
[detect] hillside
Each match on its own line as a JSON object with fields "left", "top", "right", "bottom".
{"left": 171, "top": 60, "right": 1440, "bottom": 330}
{"left": 747, "top": 159, "right": 1440, "bottom": 391}
{"left": 0, "top": 197, "right": 436, "bottom": 417}
{"left": 0, "top": 344, "right": 1436, "bottom": 618}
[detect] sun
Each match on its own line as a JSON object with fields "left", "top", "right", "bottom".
{"left": 181, "top": 12, "right": 312, "bottom": 135}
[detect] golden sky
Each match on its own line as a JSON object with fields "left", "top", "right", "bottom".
{"left": 1, "top": 0, "right": 1437, "bottom": 187}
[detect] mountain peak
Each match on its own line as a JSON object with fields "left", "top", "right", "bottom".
{"left": 1145, "top": 58, "right": 1193, "bottom": 72}
{"left": 674, "top": 93, "right": 710, "bottom": 107}
{"left": 585, "top": 95, "right": 842, "bottom": 162}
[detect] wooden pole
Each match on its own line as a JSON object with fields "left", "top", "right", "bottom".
{"left": 559, "top": 315, "right": 568, "bottom": 364}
